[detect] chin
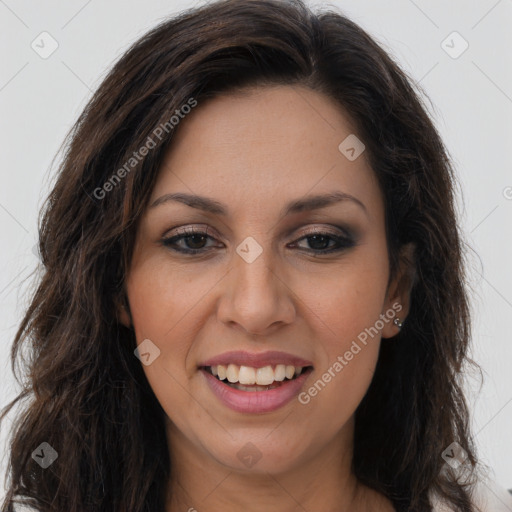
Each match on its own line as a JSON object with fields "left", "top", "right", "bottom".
{"left": 205, "top": 432, "right": 312, "bottom": 475}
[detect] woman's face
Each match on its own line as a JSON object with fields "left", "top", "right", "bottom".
{"left": 122, "top": 85, "right": 409, "bottom": 475}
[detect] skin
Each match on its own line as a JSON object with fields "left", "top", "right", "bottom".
{"left": 119, "top": 85, "right": 415, "bottom": 512}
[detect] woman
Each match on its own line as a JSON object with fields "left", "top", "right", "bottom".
{"left": 1, "top": 0, "right": 508, "bottom": 510}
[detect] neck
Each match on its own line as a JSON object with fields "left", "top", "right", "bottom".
{"left": 164, "top": 418, "right": 394, "bottom": 512}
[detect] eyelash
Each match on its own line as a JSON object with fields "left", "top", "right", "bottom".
{"left": 161, "top": 226, "right": 356, "bottom": 255}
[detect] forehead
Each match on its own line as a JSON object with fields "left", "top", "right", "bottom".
{"left": 151, "top": 85, "right": 383, "bottom": 221}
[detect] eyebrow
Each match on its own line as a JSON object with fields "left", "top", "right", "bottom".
{"left": 149, "top": 191, "right": 368, "bottom": 218}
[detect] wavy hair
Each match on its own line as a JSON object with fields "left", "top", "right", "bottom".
{"left": 1, "top": 0, "right": 479, "bottom": 510}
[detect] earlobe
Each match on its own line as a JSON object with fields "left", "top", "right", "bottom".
{"left": 116, "top": 293, "right": 133, "bottom": 329}
{"left": 381, "top": 242, "right": 416, "bottom": 339}
{"left": 118, "top": 306, "right": 132, "bottom": 329}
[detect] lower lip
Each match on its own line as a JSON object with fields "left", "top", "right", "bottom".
{"left": 201, "top": 368, "right": 312, "bottom": 413}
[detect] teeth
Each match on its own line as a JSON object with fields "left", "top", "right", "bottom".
{"left": 238, "top": 365, "right": 256, "bottom": 385}
{"left": 255, "top": 366, "right": 274, "bottom": 385}
{"left": 208, "top": 363, "right": 306, "bottom": 384}
{"left": 274, "top": 364, "right": 286, "bottom": 381}
{"left": 226, "top": 364, "right": 239, "bottom": 383}
{"left": 217, "top": 365, "right": 227, "bottom": 380}
{"left": 228, "top": 382, "right": 280, "bottom": 392}
{"left": 285, "top": 365, "right": 295, "bottom": 379}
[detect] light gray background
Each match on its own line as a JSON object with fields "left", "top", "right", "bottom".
{"left": 1, "top": 0, "right": 511, "bottom": 501}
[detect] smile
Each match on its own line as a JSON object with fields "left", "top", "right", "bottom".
{"left": 200, "top": 364, "right": 314, "bottom": 413}
{"left": 205, "top": 363, "right": 309, "bottom": 388}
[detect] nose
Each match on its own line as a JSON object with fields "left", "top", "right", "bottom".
{"left": 216, "top": 245, "right": 296, "bottom": 336}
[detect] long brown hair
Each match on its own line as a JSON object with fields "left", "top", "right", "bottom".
{"left": 1, "top": 1, "right": 479, "bottom": 510}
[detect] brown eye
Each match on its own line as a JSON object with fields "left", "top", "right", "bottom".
{"left": 161, "top": 227, "right": 356, "bottom": 256}
{"left": 162, "top": 229, "right": 219, "bottom": 254}
{"left": 292, "top": 232, "right": 355, "bottom": 254}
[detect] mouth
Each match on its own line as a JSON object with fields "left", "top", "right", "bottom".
{"left": 199, "top": 363, "right": 314, "bottom": 413}
{"left": 201, "top": 364, "right": 313, "bottom": 392}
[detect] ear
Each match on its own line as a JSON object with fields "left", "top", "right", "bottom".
{"left": 115, "top": 291, "right": 133, "bottom": 329}
{"left": 381, "top": 242, "right": 416, "bottom": 339}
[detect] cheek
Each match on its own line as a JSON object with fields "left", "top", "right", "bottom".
{"left": 125, "top": 258, "right": 209, "bottom": 391}
{"left": 296, "top": 249, "right": 389, "bottom": 408}
{"left": 125, "top": 261, "right": 206, "bottom": 425}
{"left": 304, "top": 249, "right": 389, "bottom": 346}
{"left": 126, "top": 256, "right": 209, "bottom": 340}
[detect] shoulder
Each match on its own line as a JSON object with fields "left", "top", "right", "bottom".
{"left": 430, "top": 477, "right": 512, "bottom": 511}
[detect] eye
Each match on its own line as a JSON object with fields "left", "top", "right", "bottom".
{"left": 161, "top": 226, "right": 221, "bottom": 254}
{"left": 161, "top": 225, "right": 356, "bottom": 256}
{"left": 290, "top": 230, "right": 356, "bottom": 254}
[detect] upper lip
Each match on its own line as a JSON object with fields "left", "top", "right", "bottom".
{"left": 199, "top": 350, "right": 313, "bottom": 369}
